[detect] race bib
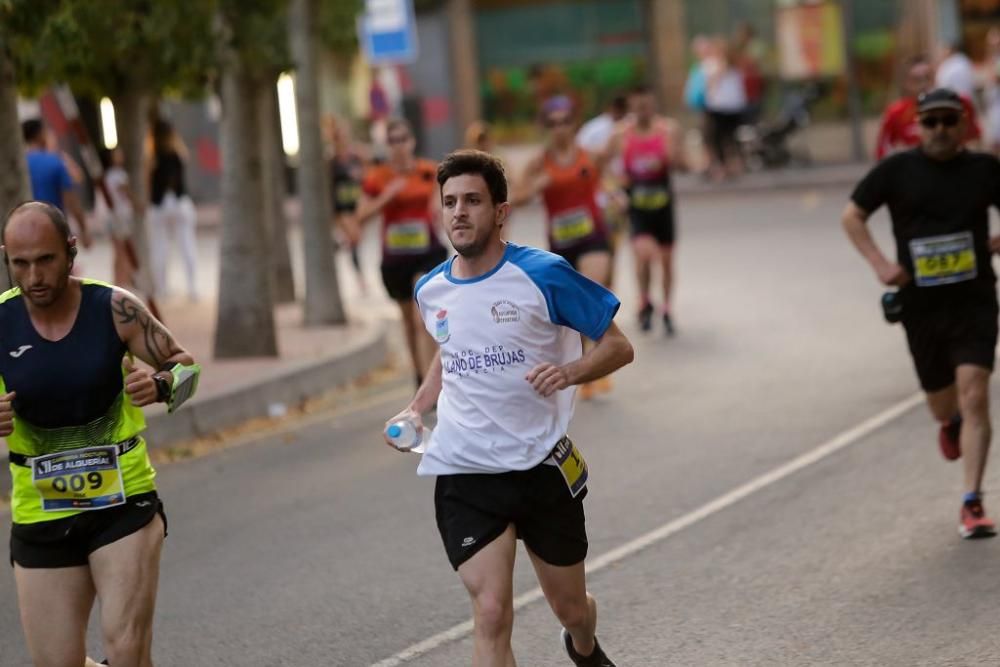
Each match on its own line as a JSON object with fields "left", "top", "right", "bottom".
{"left": 386, "top": 220, "right": 431, "bottom": 254}
{"left": 551, "top": 437, "right": 588, "bottom": 498}
{"left": 334, "top": 182, "right": 361, "bottom": 209}
{"left": 909, "top": 232, "right": 977, "bottom": 287}
{"left": 630, "top": 185, "right": 670, "bottom": 211}
{"left": 551, "top": 208, "right": 595, "bottom": 248}
{"left": 32, "top": 445, "right": 125, "bottom": 512}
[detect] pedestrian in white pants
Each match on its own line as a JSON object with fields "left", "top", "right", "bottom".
{"left": 149, "top": 119, "right": 198, "bottom": 301}
{"left": 148, "top": 191, "right": 197, "bottom": 300}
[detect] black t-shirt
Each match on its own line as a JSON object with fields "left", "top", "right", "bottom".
{"left": 150, "top": 151, "right": 186, "bottom": 205}
{"left": 851, "top": 148, "right": 1000, "bottom": 309}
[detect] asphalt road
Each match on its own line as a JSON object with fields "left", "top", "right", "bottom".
{"left": 3, "top": 186, "right": 999, "bottom": 666}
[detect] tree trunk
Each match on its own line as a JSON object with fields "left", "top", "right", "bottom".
{"left": 212, "top": 60, "right": 278, "bottom": 358}
{"left": 111, "top": 89, "right": 157, "bottom": 299}
{"left": 0, "top": 50, "right": 31, "bottom": 291}
{"left": 328, "top": 53, "right": 356, "bottom": 119}
{"left": 260, "top": 77, "right": 296, "bottom": 304}
{"left": 289, "top": 0, "right": 346, "bottom": 325}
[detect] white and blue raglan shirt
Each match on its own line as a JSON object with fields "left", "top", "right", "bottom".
{"left": 413, "top": 243, "right": 621, "bottom": 476}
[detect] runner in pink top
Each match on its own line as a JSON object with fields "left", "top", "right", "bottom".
{"left": 605, "top": 85, "right": 685, "bottom": 335}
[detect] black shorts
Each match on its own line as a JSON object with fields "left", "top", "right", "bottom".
{"left": 381, "top": 246, "right": 448, "bottom": 301}
{"left": 10, "top": 492, "right": 167, "bottom": 569}
{"left": 553, "top": 237, "right": 611, "bottom": 271}
{"left": 434, "top": 456, "right": 588, "bottom": 571}
{"left": 902, "top": 303, "right": 999, "bottom": 392}
{"left": 629, "top": 206, "right": 675, "bottom": 246}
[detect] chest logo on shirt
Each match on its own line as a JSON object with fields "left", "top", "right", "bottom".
{"left": 633, "top": 155, "right": 664, "bottom": 175}
{"left": 435, "top": 309, "right": 450, "bottom": 343}
{"left": 491, "top": 300, "right": 520, "bottom": 324}
{"left": 444, "top": 346, "right": 528, "bottom": 378}
{"left": 9, "top": 344, "right": 32, "bottom": 358}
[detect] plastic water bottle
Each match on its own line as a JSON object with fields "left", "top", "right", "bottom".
{"left": 385, "top": 419, "right": 426, "bottom": 452}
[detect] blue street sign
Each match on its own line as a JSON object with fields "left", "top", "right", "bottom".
{"left": 359, "top": 0, "right": 419, "bottom": 65}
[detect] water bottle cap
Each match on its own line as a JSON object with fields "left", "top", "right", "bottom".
{"left": 386, "top": 424, "right": 402, "bottom": 438}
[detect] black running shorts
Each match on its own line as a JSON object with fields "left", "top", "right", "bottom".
{"left": 902, "top": 303, "right": 999, "bottom": 392}
{"left": 553, "top": 238, "right": 611, "bottom": 272}
{"left": 380, "top": 246, "right": 448, "bottom": 302}
{"left": 10, "top": 491, "right": 167, "bottom": 569}
{"left": 434, "top": 457, "right": 588, "bottom": 571}
{"left": 628, "top": 206, "right": 675, "bottom": 246}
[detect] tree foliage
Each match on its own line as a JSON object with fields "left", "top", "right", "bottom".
{"left": 217, "top": 0, "right": 291, "bottom": 76}
{"left": 2, "top": 0, "right": 216, "bottom": 98}
{"left": 319, "top": 0, "right": 363, "bottom": 56}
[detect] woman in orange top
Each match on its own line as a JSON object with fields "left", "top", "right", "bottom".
{"left": 355, "top": 118, "right": 446, "bottom": 388}
{"left": 512, "top": 96, "right": 612, "bottom": 283}
{"left": 512, "top": 96, "right": 614, "bottom": 398}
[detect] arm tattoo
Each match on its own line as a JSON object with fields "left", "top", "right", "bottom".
{"left": 111, "top": 295, "right": 180, "bottom": 368}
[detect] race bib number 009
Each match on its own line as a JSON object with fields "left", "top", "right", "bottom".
{"left": 909, "top": 231, "right": 977, "bottom": 287}
{"left": 32, "top": 445, "right": 126, "bottom": 512}
{"left": 386, "top": 221, "right": 431, "bottom": 254}
{"left": 551, "top": 437, "right": 588, "bottom": 498}
{"left": 551, "top": 208, "right": 595, "bottom": 248}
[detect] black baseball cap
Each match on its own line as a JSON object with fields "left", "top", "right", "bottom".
{"left": 917, "top": 88, "right": 964, "bottom": 114}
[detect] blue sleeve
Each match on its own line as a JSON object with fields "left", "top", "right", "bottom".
{"left": 57, "top": 159, "right": 73, "bottom": 191}
{"left": 517, "top": 249, "right": 620, "bottom": 340}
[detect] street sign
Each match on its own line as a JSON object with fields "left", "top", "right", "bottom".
{"left": 359, "top": 0, "right": 419, "bottom": 65}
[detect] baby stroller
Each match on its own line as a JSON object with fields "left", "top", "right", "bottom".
{"left": 736, "top": 84, "right": 820, "bottom": 170}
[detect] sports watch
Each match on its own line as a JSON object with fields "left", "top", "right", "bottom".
{"left": 154, "top": 374, "right": 172, "bottom": 403}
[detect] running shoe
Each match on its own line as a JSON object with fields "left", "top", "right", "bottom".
{"left": 938, "top": 416, "right": 962, "bottom": 461}
{"left": 662, "top": 312, "right": 675, "bottom": 337}
{"left": 638, "top": 303, "right": 653, "bottom": 332}
{"left": 561, "top": 628, "right": 617, "bottom": 667}
{"left": 959, "top": 498, "right": 997, "bottom": 539}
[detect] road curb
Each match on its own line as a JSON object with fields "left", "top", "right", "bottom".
{"left": 142, "top": 317, "right": 389, "bottom": 449}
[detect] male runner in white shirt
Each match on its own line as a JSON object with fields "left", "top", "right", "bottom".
{"left": 385, "top": 149, "right": 633, "bottom": 666}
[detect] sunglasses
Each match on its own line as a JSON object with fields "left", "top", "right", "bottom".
{"left": 387, "top": 134, "right": 411, "bottom": 145}
{"left": 545, "top": 116, "right": 573, "bottom": 129}
{"left": 919, "top": 113, "right": 960, "bottom": 129}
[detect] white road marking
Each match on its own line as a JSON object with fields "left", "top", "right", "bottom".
{"left": 370, "top": 391, "right": 925, "bottom": 667}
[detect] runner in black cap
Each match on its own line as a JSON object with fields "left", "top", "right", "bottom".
{"left": 842, "top": 88, "right": 1000, "bottom": 538}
